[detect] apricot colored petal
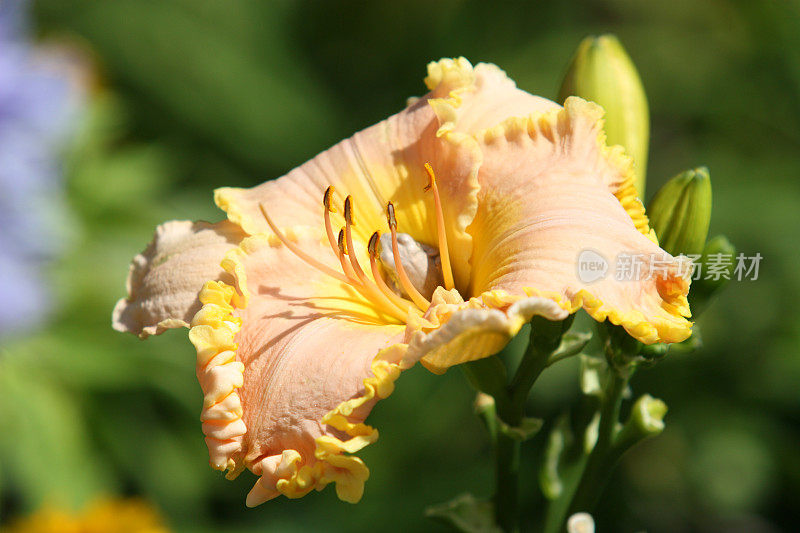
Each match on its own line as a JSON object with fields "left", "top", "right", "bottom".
{"left": 425, "top": 59, "right": 559, "bottom": 137}
{"left": 214, "top": 58, "right": 556, "bottom": 290}
{"left": 468, "top": 98, "right": 691, "bottom": 344}
{"left": 189, "top": 232, "right": 409, "bottom": 505}
{"left": 112, "top": 220, "right": 245, "bottom": 338}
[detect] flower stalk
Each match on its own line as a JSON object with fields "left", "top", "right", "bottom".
{"left": 541, "top": 324, "right": 670, "bottom": 533}
{"left": 467, "top": 316, "right": 575, "bottom": 532}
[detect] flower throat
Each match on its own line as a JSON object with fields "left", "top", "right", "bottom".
{"left": 258, "top": 163, "right": 455, "bottom": 323}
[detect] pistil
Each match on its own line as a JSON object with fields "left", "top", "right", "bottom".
{"left": 424, "top": 163, "right": 455, "bottom": 290}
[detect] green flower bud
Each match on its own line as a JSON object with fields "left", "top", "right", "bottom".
{"left": 615, "top": 394, "right": 668, "bottom": 451}
{"left": 559, "top": 34, "right": 650, "bottom": 197}
{"left": 689, "top": 235, "right": 735, "bottom": 314}
{"left": 698, "top": 235, "right": 735, "bottom": 291}
{"left": 647, "top": 167, "right": 712, "bottom": 256}
{"left": 629, "top": 394, "right": 667, "bottom": 435}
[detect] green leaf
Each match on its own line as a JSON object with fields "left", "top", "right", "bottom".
{"left": 579, "top": 355, "right": 608, "bottom": 398}
{"left": 0, "top": 357, "right": 114, "bottom": 511}
{"left": 540, "top": 415, "right": 572, "bottom": 500}
{"left": 547, "top": 331, "right": 592, "bottom": 367}
{"left": 425, "top": 493, "right": 501, "bottom": 533}
{"left": 497, "top": 416, "right": 544, "bottom": 442}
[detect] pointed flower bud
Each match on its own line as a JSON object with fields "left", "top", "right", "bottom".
{"left": 690, "top": 235, "right": 735, "bottom": 314}
{"left": 699, "top": 235, "right": 735, "bottom": 291}
{"left": 648, "top": 167, "right": 712, "bottom": 256}
{"left": 559, "top": 34, "right": 650, "bottom": 197}
{"left": 629, "top": 394, "right": 667, "bottom": 435}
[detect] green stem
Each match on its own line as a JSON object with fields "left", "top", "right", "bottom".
{"left": 492, "top": 318, "right": 570, "bottom": 532}
{"left": 500, "top": 339, "right": 548, "bottom": 425}
{"left": 566, "top": 370, "right": 629, "bottom": 514}
{"left": 494, "top": 431, "right": 521, "bottom": 532}
{"left": 541, "top": 371, "right": 629, "bottom": 533}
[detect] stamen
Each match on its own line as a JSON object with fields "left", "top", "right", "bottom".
{"left": 323, "top": 186, "right": 336, "bottom": 213}
{"left": 342, "top": 197, "right": 412, "bottom": 320}
{"left": 343, "top": 196, "right": 369, "bottom": 282}
{"left": 386, "top": 202, "right": 431, "bottom": 309}
{"left": 323, "top": 186, "right": 359, "bottom": 283}
{"left": 338, "top": 229, "right": 347, "bottom": 254}
{"left": 368, "top": 231, "right": 422, "bottom": 315}
{"left": 258, "top": 203, "right": 349, "bottom": 284}
{"left": 336, "top": 229, "right": 360, "bottom": 282}
{"left": 323, "top": 186, "right": 340, "bottom": 252}
{"left": 424, "top": 163, "right": 455, "bottom": 290}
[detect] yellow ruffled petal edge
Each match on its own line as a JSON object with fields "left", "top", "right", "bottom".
{"left": 523, "top": 286, "right": 691, "bottom": 345}
{"left": 246, "top": 344, "right": 409, "bottom": 506}
{"left": 559, "top": 96, "right": 656, "bottom": 241}
{"left": 479, "top": 96, "right": 656, "bottom": 243}
{"left": 411, "top": 288, "right": 570, "bottom": 374}
{"left": 189, "top": 241, "right": 413, "bottom": 505}
{"left": 189, "top": 281, "right": 247, "bottom": 478}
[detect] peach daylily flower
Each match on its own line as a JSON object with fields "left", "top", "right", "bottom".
{"left": 113, "top": 58, "right": 691, "bottom": 507}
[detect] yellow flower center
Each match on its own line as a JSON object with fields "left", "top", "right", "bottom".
{"left": 257, "top": 164, "right": 455, "bottom": 323}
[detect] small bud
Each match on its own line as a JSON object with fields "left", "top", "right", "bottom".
{"left": 647, "top": 167, "right": 712, "bottom": 256}
{"left": 605, "top": 394, "right": 668, "bottom": 468}
{"left": 567, "top": 513, "right": 595, "bottom": 533}
{"left": 615, "top": 394, "right": 668, "bottom": 452}
{"left": 473, "top": 392, "right": 495, "bottom": 413}
{"left": 560, "top": 34, "right": 650, "bottom": 197}
{"left": 629, "top": 394, "right": 667, "bottom": 435}
{"left": 472, "top": 392, "right": 498, "bottom": 442}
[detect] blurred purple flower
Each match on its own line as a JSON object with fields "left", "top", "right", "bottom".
{"left": 0, "top": 0, "right": 83, "bottom": 335}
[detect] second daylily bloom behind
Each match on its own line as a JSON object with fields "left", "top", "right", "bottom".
{"left": 113, "top": 58, "right": 692, "bottom": 506}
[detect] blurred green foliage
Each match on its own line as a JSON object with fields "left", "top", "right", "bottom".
{"left": 1, "top": 0, "right": 799, "bottom": 531}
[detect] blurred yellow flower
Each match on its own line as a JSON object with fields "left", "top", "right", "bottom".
{"left": 113, "top": 58, "right": 691, "bottom": 507}
{"left": 2, "top": 498, "right": 169, "bottom": 533}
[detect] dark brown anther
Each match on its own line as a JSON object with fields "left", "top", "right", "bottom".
{"left": 337, "top": 229, "right": 347, "bottom": 255}
{"left": 344, "top": 195, "right": 354, "bottom": 226}
{"left": 368, "top": 231, "right": 381, "bottom": 258}
{"left": 323, "top": 186, "right": 336, "bottom": 212}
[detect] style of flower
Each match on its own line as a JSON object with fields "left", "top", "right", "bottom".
{"left": 113, "top": 58, "right": 692, "bottom": 506}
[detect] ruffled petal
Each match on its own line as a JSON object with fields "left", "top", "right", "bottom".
{"left": 213, "top": 58, "right": 554, "bottom": 290}
{"left": 467, "top": 98, "right": 692, "bottom": 344}
{"left": 407, "top": 287, "right": 569, "bottom": 374}
{"left": 189, "top": 231, "right": 410, "bottom": 505}
{"left": 424, "top": 59, "right": 559, "bottom": 139}
{"left": 112, "top": 220, "right": 246, "bottom": 338}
